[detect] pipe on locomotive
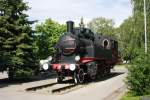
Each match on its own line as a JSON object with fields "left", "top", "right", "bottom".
{"left": 66, "top": 21, "right": 74, "bottom": 33}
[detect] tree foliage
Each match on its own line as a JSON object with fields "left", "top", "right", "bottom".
{"left": 131, "top": 0, "right": 150, "bottom": 51}
{"left": 0, "top": 0, "right": 37, "bottom": 78}
{"left": 131, "top": 0, "right": 150, "bottom": 15}
{"left": 87, "top": 17, "right": 115, "bottom": 37}
{"left": 117, "top": 0, "right": 150, "bottom": 61}
{"left": 35, "top": 19, "right": 66, "bottom": 59}
{"left": 117, "top": 17, "right": 139, "bottom": 61}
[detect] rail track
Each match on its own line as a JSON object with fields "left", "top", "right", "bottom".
{"left": 25, "top": 72, "right": 124, "bottom": 95}
{"left": 26, "top": 82, "right": 57, "bottom": 91}
{"left": 51, "top": 84, "right": 77, "bottom": 93}
{"left": 25, "top": 81, "right": 81, "bottom": 94}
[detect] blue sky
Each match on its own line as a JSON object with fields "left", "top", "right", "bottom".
{"left": 25, "top": 0, "right": 132, "bottom": 27}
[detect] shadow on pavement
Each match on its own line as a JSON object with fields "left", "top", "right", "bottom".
{"left": 0, "top": 71, "right": 125, "bottom": 88}
{"left": 53, "top": 72, "right": 125, "bottom": 85}
{"left": 0, "top": 71, "right": 57, "bottom": 88}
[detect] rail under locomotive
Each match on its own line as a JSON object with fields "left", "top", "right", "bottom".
{"left": 40, "top": 20, "right": 118, "bottom": 84}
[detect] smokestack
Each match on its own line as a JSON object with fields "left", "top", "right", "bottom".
{"left": 66, "top": 21, "right": 74, "bottom": 33}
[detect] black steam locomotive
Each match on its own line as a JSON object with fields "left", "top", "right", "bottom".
{"left": 40, "top": 20, "right": 118, "bottom": 84}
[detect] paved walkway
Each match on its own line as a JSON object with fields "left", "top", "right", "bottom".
{"left": 0, "top": 67, "right": 127, "bottom": 100}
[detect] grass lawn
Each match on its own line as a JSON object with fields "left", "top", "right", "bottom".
{"left": 120, "top": 92, "right": 140, "bottom": 100}
{"left": 120, "top": 92, "right": 150, "bottom": 100}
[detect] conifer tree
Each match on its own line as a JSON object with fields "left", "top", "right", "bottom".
{"left": 0, "top": 0, "right": 37, "bottom": 78}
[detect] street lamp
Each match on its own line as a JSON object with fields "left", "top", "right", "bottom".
{"left": 144, "top": 0, "right": 147, "bottom": 53}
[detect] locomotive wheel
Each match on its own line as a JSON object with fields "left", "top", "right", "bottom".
{"left": 90, "top": 74, "right": 97, "bottom": 80}
{"left": 87, "top": 62, "right": 98, "bottom": 80}
{"left": 74, "top": 68, "right": 85, "bottom": 84}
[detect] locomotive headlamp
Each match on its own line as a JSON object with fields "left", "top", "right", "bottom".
{"left": 70, "top": 64, "right": 76, "bottom": 71}
{"left": 40, "top": 56, "right": 52, "bottom": 65}
{"left": 75, "top": 56, "right": 80, "bottom": 61}
{"left": 40, "top": 60, "right": 48, "bottom": 65}
{"left": 47, "top": 56, "right": 52, "bottom": 61}
{"left": 42, "top": 63, "right": 49, "bottom": 70}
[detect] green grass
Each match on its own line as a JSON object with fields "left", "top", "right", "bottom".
{"left": 121, "top": 91, "right": 150, "bottom": 100}
{"left": 120, "top": 95, "right": 139, "bottom": 100}
{"left": 120, "top": 92, "right": 140, "bottom": 100}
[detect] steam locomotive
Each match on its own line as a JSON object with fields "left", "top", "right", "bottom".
{"left": 40, "top": 20, "right": 118, "bottom": 84}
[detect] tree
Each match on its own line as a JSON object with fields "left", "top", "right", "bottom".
{"left": 0, "top": 0, "right": 37, "bottom": 78}
{"left": 131, "top": 0, "right": 150, "bottom": 15}
{"left": 117, "top": 16, "right": 141, "bottom": 61}
{"left": 131, "top": 0, "right": 150, "bottom": 52}
{"left": 117, "top": 0, "right": 150, "bottom": 61}
{"left": 87, "top": 17, "right": 115, "bottom": 37}
{"left": 35, "top": 19, "right": 66, "bottom": 59}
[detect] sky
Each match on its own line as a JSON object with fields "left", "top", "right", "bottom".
{"left": 25, "top": 0, "right": 132, "bottom": 27}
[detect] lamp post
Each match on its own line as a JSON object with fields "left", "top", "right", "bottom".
{"left": 144, "top": 0, "right": 147, "bottom": 53}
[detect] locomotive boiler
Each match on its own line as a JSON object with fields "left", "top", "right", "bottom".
{"left": 40, "top": 20, "right": 118, "bottom": 84}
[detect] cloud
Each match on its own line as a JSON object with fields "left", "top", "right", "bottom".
{"left": 25, "top": 0, "right": 132, "bottom": 27}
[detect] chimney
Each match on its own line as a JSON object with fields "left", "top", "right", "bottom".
{"left": 66, "top": 21, "right": 74, "bottom": 33}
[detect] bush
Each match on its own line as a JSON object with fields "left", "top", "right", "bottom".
{"left": 13, "top": 68, "right": 34, "bottom": 79}
{"left": 126, "top": 52, "right": 150, "bottom": 95}
{"left": 8, "top": 67, "right": 37, "bottom": 80}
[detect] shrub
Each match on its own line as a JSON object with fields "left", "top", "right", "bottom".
{"left": 14, "top": 68, "right": 34, "bottom": 79}
{"left": 126, "top": 52, "right": 150, "bottom": 95}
